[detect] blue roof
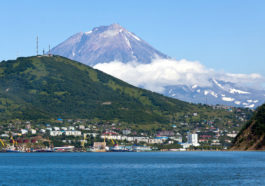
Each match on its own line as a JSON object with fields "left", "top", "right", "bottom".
{"left": 155, "top": 136, "right": 168, "bottom": 139}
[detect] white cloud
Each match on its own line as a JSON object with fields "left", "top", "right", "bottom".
{"left": 94, "top": 58, "right": 265, "bottom": 93}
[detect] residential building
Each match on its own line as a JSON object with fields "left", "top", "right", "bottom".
{"left": 65, "top": 130, "right": 82, "bottom": 136}
{"left": 50, "top": 131, "right": 63, "bottom": 136}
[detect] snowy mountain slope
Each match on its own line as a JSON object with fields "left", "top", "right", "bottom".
{"left": 50, "top": 24, "right": 168, "bottom": 66}
{"left": 164, "top": 79, "right": 265, "bottom": 108}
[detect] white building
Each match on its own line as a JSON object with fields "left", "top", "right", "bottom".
{"left": 30, "top": 129, "right": 37, "bottom": 134}
{"left": 50, "top": 131, "right": 63, "bottom": 136}
{"left": 148, "top": 138, "right": 164, "bottom": 144}
{"left": 227, "top": 133, "right": 237, "bottom": 138}
{"left": 68, "top": 126, "right": 75, "bottom": 131}
{"left": 21, "top": 129, "right": 28, "bottom": 135}
{"left": 122, "top": 129, "right": 131, "bottom": 135}
{"left": 53, "top": 127, "right": 60, "bottom": 131}
{"left": 65, "top": 130, "right": 82, "bottom": 136}
{"left": 61, "top": 127, "right": 67, "bottom": 131}
{"left": 40, "top": 129, "right": 46, "bottom": 133}
{"left": 188, "top": 133, "right": 198, "bottom": 144}
{"left": 181, "top": 132, "right": 200, "bottom": 148}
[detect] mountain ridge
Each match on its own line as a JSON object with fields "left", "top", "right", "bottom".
{"left": 0, "top": 55, "right": 250, "bottom": 127}
{"left": 231, "top": 104, "right": 265, "bottom": 150}
{"left": 0, "top": 55, "right": 192, "bottom": 123}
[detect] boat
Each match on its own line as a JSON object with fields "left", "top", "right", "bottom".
{"left": 5, "top": 149, "right": 23, "bottom": 153}
{"left": 110, "top": 145, "right": 129, "bottom": 152}
{"left": 34, "top": 149, "right": 54, "bottom": 152}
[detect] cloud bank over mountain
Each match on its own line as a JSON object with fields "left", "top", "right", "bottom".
{"left": 94, "top": 58, "right": 264, "bottom": 93}
{"left": 50, "top": 23, "right": 265, "bottom": 107}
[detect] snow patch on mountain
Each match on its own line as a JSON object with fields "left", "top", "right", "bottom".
{"left": 234, "top": 101, "right": 241, "bottom": 105}
{"left": 222, "top": 97, "right": 235, "bottom": 102}
{"left": 210, "top": 91, "right": 218, "bottom": 98}
{"left": 85, "top": 31, "right": 92, "bottom": 35}
{"left": 229, "top": 88, "right": 250, "bottom": 94}
{"left": 213, "top": 78, "right": 224, "bottom": 89}
{"left": 128, "top": 32, "right": 141, "bottom": 41}
{"left": 192, "top": 84, "right": 198, "bottom": 89}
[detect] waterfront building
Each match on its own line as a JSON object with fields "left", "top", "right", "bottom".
{"left": 188, "top": 133, "right": 198, "bottom": 145}
{"left": 181, "top": 132, "right": 200, "bottom": 148}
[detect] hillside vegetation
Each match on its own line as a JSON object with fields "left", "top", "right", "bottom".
{"left": 231, "top": 104, "right": 265, "bottom": 150}
{"left": 0, "top": 55, "right": 251, "bottom": 125}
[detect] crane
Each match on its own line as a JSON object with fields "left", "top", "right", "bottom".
{"left": 10, "top": 136, "right": 17, "bottom": 146}
{"left": 0, "top": 139, "right": 5, "bottom": 147}
{"left": 81, "top": 134, "right": 87, "bottom": 150}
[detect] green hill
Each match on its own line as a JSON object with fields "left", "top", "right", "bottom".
{"left": 231, "top": 104, "right": 265, "bottom": 150}
{"left": 0, "top": 55, "right": 250, "bottom": 125}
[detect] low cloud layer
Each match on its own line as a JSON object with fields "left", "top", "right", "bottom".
{"left": 94, "top": 58, "right": 264, "bottom": 93}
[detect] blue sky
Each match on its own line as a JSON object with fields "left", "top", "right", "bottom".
{"left": 1, "top": 0, "right": 265, "bottom": 76}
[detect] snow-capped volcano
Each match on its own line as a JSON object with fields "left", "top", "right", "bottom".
{"left": 50, "top": 24, "right": 168, "bottom": 66}
{"left": 50, "top": 24, "right": 265, "bottom": 108}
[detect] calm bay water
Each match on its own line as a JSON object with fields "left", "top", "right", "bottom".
{"left": 0, "top": 152, "right": 264, "bottom": 185}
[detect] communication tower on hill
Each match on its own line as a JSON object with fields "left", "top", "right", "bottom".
{"left": 49, "top": 44, "right": 51, "bottom": 56}
{"left": 36, "top": 36, "right": 39, "bottom": 56}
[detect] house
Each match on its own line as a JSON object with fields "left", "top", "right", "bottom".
{"left": 158, "top": 131, "right": 175, "bottom": 136}
{"left": 54, "top": 127, "right": 60, "bottom": 131}
{"left": 169, "top": 136, "right": 182, "bottom": 143}
{"left": 61, "top": 127, "right": 67, "bottom": 131}
{"left": 1, "top": 134, "right": 9, "bottom": 138}
{"left": 86, "top": 133, "right": 98, "bottom": 137}
{"left": 155, "top": 136, "right": 168, "bottom": 140}
{"left": 227, "top": 133, "right": 237, "bottom": 138}
{"left": 148, "top": 138, "right": 164, "bottom": 144}
{"left": 40, "top": 129, "right": 46, "bottom": 133}
{"left": 21, "top": 129, "right": 28, "bottom": 135}
{"left": 68, "top": 126, "right": 75, "bottom": 131}
{"left": 93, "top": 142, "right": 106, "bottom": 150}
{"left": 30, "top": 129, "right": 37, "bottom": 134}
{"left": 211, "top": 139, "right": 221, "bottom": 146}
{"left": 122, "top": 129, "right": 131, "bottom": 135}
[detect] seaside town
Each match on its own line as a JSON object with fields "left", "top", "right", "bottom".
{"left": 0, "top": 106, "right": 250, "bottom": 153}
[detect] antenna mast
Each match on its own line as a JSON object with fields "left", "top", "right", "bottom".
{"left": 36, "top": 36, "right": 39, "bottom": 56}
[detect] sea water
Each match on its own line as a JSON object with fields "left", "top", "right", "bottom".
{"left": 0, "top": 151, "right": 264, "bottom": 185}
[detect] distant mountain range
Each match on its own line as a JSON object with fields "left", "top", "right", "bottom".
{"left": 50, "top": 24, "right": 265, "bottom": 108}
{"left": 164, "top": 78, "right": 265, "bottom": 108}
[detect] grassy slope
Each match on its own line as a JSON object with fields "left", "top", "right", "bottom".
{"left": 0, "top": 55, "right": 245, "bottom": 124}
